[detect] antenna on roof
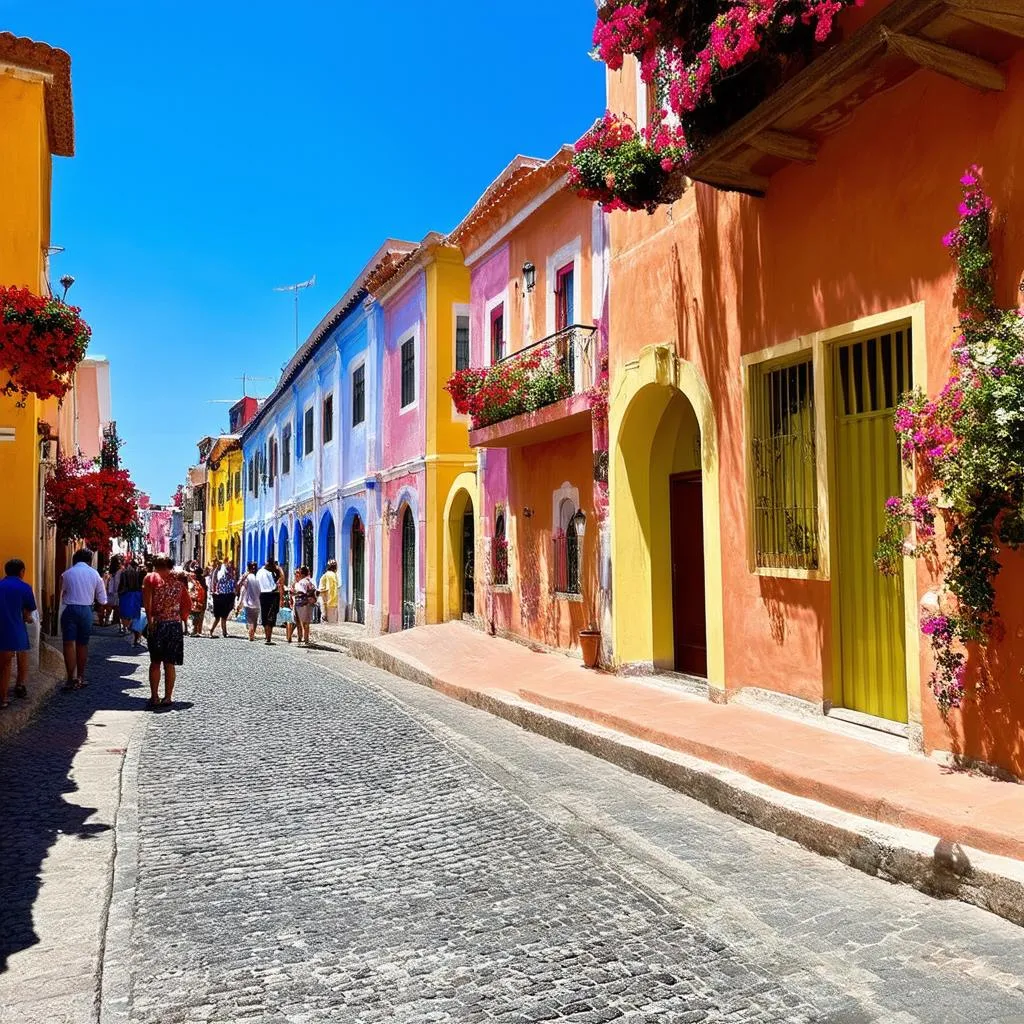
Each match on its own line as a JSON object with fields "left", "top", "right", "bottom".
{"left": 273, "top": 275, "right": 316, "bottom": 349}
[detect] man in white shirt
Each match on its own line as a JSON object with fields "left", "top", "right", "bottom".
{"left": 59, "top": 549, "right": 108, "bottom": 691}
{"left": 255, "top": 558, "right": 284, "bottom": 645}
{"left": 236, "top": 562, "right": 263, "bottom": 642}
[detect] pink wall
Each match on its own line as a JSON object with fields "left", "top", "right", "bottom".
{"left": 75, "top": 362, "right": 103, "bottom": 460}
{"left": 470, "top": 244, "right": 509, "bottom": 366}
{"left": 381, "top": 272, "right": 427, "bottom": 469}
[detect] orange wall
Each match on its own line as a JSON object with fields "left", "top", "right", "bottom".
{"left": 607, "top": 51, "right": 1024, "bottom": 773}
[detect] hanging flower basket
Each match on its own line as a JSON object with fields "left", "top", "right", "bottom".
{"left": 0, "top": 286, "right": 91, "bottom": 402}
{"left": 44, "top": 454, "right": 140, "bottom": 551}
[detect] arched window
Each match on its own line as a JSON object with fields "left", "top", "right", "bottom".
{"left": 492, "top": 510, "right": 508, "bottom": 586}
{"left": 554, "top": 498, "right": 584, "bottom": 595}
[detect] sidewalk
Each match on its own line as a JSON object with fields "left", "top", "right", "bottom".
{"left": 315, "top": 619, "right": 1024, "bottom": 925}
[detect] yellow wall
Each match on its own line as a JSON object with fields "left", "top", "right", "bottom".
{"left": 0, "top": 72, "right": 52, "bottom": 592}
{"left": 424, "top": 248, "right": 474, "bottom": 624}
{"left": 205, "top": 448, "right": 244, "bottom": 566}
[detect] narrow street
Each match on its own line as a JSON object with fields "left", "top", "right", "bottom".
{"left": 0, "top": 631, "right": 1022, "bottom": 1023}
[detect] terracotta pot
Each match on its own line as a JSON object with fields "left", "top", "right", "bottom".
{"left": 579, "top": 629, "right": 601, "bottom": 669}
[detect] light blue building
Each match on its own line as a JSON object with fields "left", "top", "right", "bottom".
{"left": 241, "top": 241, "right": 414, "bottom": 623}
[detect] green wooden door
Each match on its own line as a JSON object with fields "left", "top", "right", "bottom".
{"left": 833, "top": 329, "right": 911, "bottom": 723}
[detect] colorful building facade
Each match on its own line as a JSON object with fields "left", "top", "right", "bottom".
{"left": 447, "top": 150, "right": 610, "bottom": 653}
{"left": 204, "top": 435, "right": 243, "bottom": 566}
{"left": 365, "top": 235, "right": 472, "bottom": 633}
{"left": 602, "top": 8, "right": 1024, "bottom": 777}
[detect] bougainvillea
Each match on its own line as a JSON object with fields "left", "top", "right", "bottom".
{"left": 446, "top": 347, "right": 573, "bottom": 428}
{"left": 875, "top": 168, "right": 1024, "bottom": 713}
{"left": 0, "top": 286, "right": 91, "bottom": 403}
{"left": 45, "top": 453, "right": 141, "bottom": 551}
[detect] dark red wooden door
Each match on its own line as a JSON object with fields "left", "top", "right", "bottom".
{"left": 670, "top": 472, "right": 707, "bottom": 677}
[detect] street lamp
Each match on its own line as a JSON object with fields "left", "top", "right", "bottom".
{"left": 59, "top": 274, "right": 75, "bottom": 301}
{"left": 522, "top": 261, "right": 536, "bottom": 293}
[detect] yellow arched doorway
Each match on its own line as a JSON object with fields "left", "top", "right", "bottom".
{"left": 610, "top": 344, "right": 725, "bottom": 693}
{"left": 442, "top": 472, "right": 478, "bottom": 623}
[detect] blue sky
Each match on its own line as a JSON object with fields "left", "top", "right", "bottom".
{"left": 2, "top": 1, "right": 605, "bottom": 501}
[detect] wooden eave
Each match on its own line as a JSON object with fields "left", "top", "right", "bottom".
{"left": 0, "top": 32, "right": 74, "bottom": 157}
{"left": 679, "top": 0, "right": 1024, "bottom": 197}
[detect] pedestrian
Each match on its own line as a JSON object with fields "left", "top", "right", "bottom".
{"left": 59, "top": 549, "right": 107, "bottom": 691}
{"left": 118, "top": 556, "right": 146, "bottom": 646}
{"left": 256, "top": 558, "right": 284, "bottom": 645}
{"left": 209, "top": 559, "right": 236, "bottom": 638}
{"left": 286, "top": 566, "right": 317, "bottom": 645}
{"left": 186, "top": 568, "right": 207, "bottom": 637}
{"left": 0, "top": 558, "right": 36, "bottom": 707}
{"left": 318, "top": 559, "right": 340, "bottom": 624}
{"left": 142, "top": 554, "right": 192, "bottom": 709}
{"left": 237, "top": 561, "right": 262, "bottom": 641}
{"left": 105, "top": 555, "right": 123, "bottom": 631}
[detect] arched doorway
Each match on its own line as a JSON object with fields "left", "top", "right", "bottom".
{"left": 302, "top": 519, "right": 314, "bottom": 571}
{"left": 351, "top": 515, "right": 365, "bottom": 624}
{"left": 401, "top": 506, "right": 415, "bottom": 630}
{"left": 278, "top": 524, "right": 290, "bottom": 581}
{"left": 318, "top": 511, "right": 336, "bottom": 577}
{"left": 461, "top": 500, "right": 474, "bottom": 616}
{"left": 611, "top": 346, "right": 724, "bottom": 684}
{"left": 266, "top": 529, "right": 275, "bottom": 563}
{"left": 442, "top": 473, "right": 478, "bottom": 622}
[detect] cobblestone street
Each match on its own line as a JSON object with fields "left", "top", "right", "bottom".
{"left": 6, "top": 630, "right": 1024, "bottom": 1023}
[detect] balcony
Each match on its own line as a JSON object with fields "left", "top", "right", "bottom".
{"left": 453, "top": 325, "right": 597, "bottom": 449}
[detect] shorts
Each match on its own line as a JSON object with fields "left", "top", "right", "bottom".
{"left": 0, "top": 621, "right": 29, "bottom": 653}
{"left": 212, "top": 593, "right": 234, "bottom": 619}
{"left": 119, "top": 591, "right": 143, "bottom": 622}
{"left": 244, "top": 606, "right": 260, "bottom": 627}
{"left": 259, "top": 592, "right": 280, "bottom": 627}
{"left": 149, "top": 620, "right": 184, "bottom": 665}
{"left": 61, "top": 605, "right": 93, "bottom": 645}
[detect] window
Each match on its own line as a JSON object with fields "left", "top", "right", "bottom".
{"left": 268, "top": 438, "right": 276, "bottom": 484}
{"left": 749, "top": 356, "right": 818, "bottom": 570}
{"left": 218, "top": 484, "right": 225, "bottom": 510}
{"left": 282, "top": 424, "right": 291, "bottom": 474}
{"left": 323, "top": 393, "right": 334, "bottom": 444}
{"left": 304, "top": 407, "right": 314, "bottom": 455}
{"left": 352, "top": 365, "right": 365, "bottom": 426}
{"left": 295, "top": 416, "right": 303, "bottom": 460}
{"left": 455, "top": 314, "right": 470, "bottom": 371}
{"left": 492, "top": 511, "right": 508, "bottom": 586}
{"left": 248, "top": 456, "right": 256, "bottom": 495}
{"left": 225, "top": 475, "right": 232, "bottom": 501}
{"left": 555, "top": 263, "right": 575, "bottom": 331}
{"left": 554, "top": 499, "right": 583, "bottom": 595}
{"left": 490, "top": 304, "right": 504, "bottom": 363}
{"left": 400, "top": 337, "right": 415, "bottom": 408}
{"left": 234, "top": 470, "right": 241, "bottom": 495}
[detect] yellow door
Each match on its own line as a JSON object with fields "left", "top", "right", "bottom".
{"left": 833, "top": 329, "right": 911, "bottom": 722}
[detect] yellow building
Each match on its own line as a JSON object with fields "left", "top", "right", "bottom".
{"left": 205, "top": 436, "right": 243, "bottom": 567}
{"left": 0, "top": 33, "right": 76, "bottom": 628}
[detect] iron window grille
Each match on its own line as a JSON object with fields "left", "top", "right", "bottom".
{"left": 353, "top": 365, "right": 365, "bottom": 426}
{"left": 323, "top": 394, "right": 334, "bottom": 444}
{"left": 401, "top": 337, "right": 415, "bottom": 407}
{"left": 455, "top": 314, "right": 470, "bottom": 371}
{"left": 749, "top": 356, "right": 819, "bottom": 570}
{"left": 492, "top": 512, "right": 508, "bottom": 586}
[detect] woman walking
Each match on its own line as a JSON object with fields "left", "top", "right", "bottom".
{"left": 286, "top": 566, "right": 317, "bottom": 645}
{"left": 142, "top": 555, "right": 192, "bottom": 709}
{"left": 209, "top": 560, "right": 236, "bottom": 638}
{"left": 118, "top": 556, "right": 146, "bottom": 647}
{"left": 186, "top": 568, "right": 207, "bottom": 637}
{"left": 318, "top": 559, "right": 339, "bottom": 624}
{"left": 105, "top": 556, "right": 123, "bottom": 631}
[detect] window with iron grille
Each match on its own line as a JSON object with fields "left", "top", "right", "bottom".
{"left": 401, "top": 337, "right": 415, "bottom": 407}
{"left": 749, "top": 356, "right": 819, "bottom": 570}
{"left": 455, "top": 314, "right": 470, "bottom": 371}
{"left": 323, "top": 393, "right": 334, "bottom": 444}
{"left": 234, "top": 469, "right": 241, "bottom": 495}
{"left": 304, "top": 407, "right": 314, "bottom": 455}
{"left": 225, "top": 475, "right": 232, "bottom": 501}
{"left": 490, "top": 305, "right": 504, "bottom": 363}
{"left": 282, "top": 425, "right": 291, "bottom": 474}
{"left": 352, "top": 365, "right": 365, "bottom": 425}
{"left": 218, "top": 484, "right": 225, "bottom": 509}
{"left": 553, "top": 498, "right": 582, "bottom": 595}
{"left": 492, "top": 511, "right": 508, "bottom": 586}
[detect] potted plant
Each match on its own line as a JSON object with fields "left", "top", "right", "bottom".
{"left": 579, "top": 619, "right": 602, "bottom": 669}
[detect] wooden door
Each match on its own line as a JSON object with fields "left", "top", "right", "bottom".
{"left": 401, "top": 507, "right": 416, "bottom": 630}
{"left": 834, "top": 331, "right": 910, "bottom": 722}
{"left": 462, "top": 506, "right": 475, "bottom": 616}
{"left": 351, "top": 517, "right": 365, "bottom": 624}
{"left": 670, "top": 472, "right": 707, "bottom": 677}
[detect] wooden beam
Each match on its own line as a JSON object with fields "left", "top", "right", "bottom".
{"left": 882, "top": 28, "right": 1007, "bottom": 90}
{"left": 689, "top": 163, "right": 770, "bottom": 196}
{"left": 945, "top": 0, "right": 1024, "bottom": 40}
{"left": 749, "top": 130, "right": 818, "bottom": 163}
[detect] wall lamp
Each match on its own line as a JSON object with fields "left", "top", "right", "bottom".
{"left": 59, "top": 274, "right": 75, "bottom": 301}
{"left": 522, "top": 261, "right": 536, "bottom": 293}
{"left": 522, "top": 506, "right": 534, "bottom": 518}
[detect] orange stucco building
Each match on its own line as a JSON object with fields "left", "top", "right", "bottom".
{"left": 604, "top": 1, "right": 1024, "bottom": 776}
{"left": 446, "top": 152, "right": 610, "bottom": 654}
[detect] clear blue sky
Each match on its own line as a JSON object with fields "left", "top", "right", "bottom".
{"left": 2, "top": 1, "right": 605, "bottom": 502}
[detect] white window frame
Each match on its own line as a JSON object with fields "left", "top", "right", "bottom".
{"left": 484, "top": 291, "right": 508, "bottom": 367}
{"left": 399, "top": 327, "right": 419, "bottom": 414}
{"left": 545, "top": 237, "right": 583, "bottom": 337}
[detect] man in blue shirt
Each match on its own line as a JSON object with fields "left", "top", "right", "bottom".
{"left": 0, "top": 558, "right": 37, "bottom": 708}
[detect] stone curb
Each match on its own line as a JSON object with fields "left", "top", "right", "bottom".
{"left": 342, "top": 637, "right": 1024, "bottom": 929}
{"left": 0, "top": 640, "right": 64, "bottom": 746}
{"left": 98, "top": 726, "right": 143, "bottom": 1024}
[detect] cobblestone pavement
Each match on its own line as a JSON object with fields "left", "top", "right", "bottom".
{"left": 108, "top": 631, "right": 1024, "bottom": 1022}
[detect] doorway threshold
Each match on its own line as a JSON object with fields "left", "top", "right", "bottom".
{"left": 826, "top": 706, "right": 909, "bottom": 739}
{"left": 646, "top": 671, "right": 709, "bottom": 701}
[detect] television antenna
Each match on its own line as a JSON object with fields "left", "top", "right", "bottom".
{"left": 274, "top": 275, "right": 316, "bottom": 349}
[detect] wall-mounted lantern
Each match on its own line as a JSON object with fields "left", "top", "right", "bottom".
{"left": 522, "top": 261, "right": 536, "bottom": 293}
